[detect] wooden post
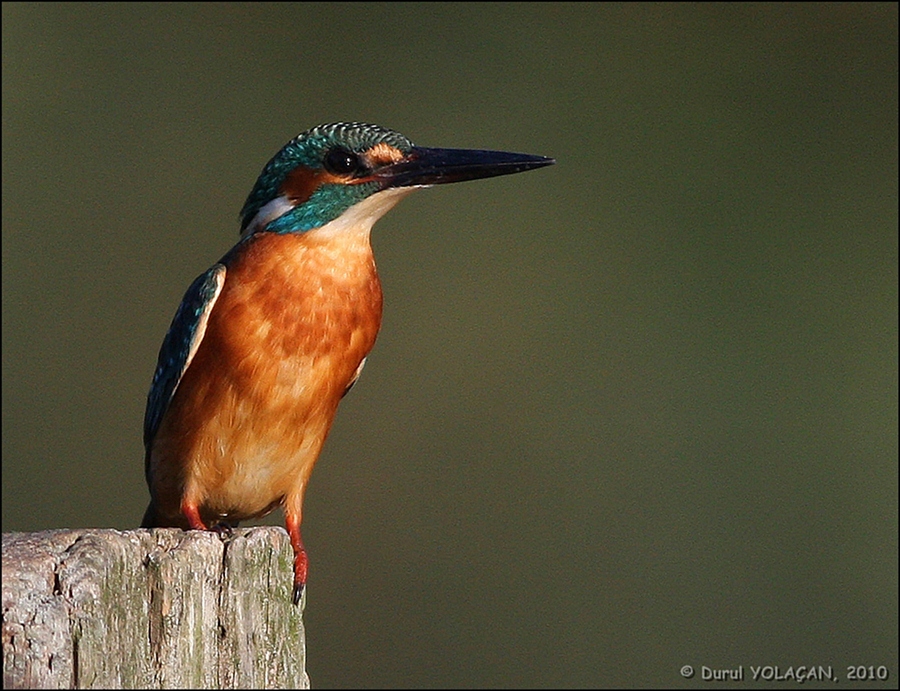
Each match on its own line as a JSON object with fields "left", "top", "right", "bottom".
{"left": 2, "top": 527, "right": 309, "bottom": 689}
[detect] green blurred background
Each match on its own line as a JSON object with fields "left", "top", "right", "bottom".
{"left": 3, "top": 3, "right": 897, "bottom": 688}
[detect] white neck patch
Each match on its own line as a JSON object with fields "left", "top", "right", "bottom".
{"left": 243, "top": 185, "right": 425, "bottom": 239}
{"left": 242, "top": 195, "right": 296, "bottom": 237}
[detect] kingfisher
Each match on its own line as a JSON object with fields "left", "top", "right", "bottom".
{"left": 141, "top": 122, "right": 554, "bottom": 603}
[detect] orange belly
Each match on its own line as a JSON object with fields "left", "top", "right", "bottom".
{"left": 147, "top": 230, "right": 383, "bottom": 526}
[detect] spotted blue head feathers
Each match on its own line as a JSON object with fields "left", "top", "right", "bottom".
{"left": 238, "top": 122, "right": 554, "bottom": 237}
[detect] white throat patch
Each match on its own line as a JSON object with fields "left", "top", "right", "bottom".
{"left": 307, "top": 186, "right": 420, "bottom": 240}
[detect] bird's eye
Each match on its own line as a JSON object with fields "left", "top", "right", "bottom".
{"left": 324, "top": 148, "right": 362, "bottom": 176}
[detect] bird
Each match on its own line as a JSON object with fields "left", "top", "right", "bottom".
{"left": 141, "top": 122, "right": 554, "bottom": 604}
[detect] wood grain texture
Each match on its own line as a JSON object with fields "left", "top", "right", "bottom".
{"left": 2, "top": 527, "right": 308, "bottom": 689}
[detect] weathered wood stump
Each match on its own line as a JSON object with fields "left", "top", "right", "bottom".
{"left": 2, "top": 527, "right": 308, "bottom": 689}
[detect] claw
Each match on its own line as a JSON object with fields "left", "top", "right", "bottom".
{"left": 285, "top": 513, "right": 308, "bottom": 606}
{"left": 210, "top": 521, "right": 236, "bottom": 536}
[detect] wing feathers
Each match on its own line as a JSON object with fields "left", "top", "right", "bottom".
{"left": 143, "top": 264, "right": 226, "bottom": 451}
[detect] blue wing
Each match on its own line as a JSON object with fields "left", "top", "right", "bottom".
{"left": 143, "top": 264, "right": 226, "bottom": 455}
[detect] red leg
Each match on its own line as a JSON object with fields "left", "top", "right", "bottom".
{"left": 181, "top": 500, "right": 208, "bottom": 531}
{"left": 285, "top": 512, "right": 308, "bottom": 605}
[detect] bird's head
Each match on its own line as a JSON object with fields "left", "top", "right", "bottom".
{"left": 239, "top": 122, "right": 554, "bottom": 237}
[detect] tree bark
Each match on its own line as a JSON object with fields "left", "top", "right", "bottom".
{"left": 2, "top": 527, "right": 308, "bottom": 689}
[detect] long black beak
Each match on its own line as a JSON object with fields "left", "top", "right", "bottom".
{"left": 378, "top": 146, "right": 555, "bottom": 188}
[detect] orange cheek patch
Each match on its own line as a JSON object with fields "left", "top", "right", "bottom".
{"left": 281, "top": 167, "right": 348, "bottom": 205}
{"left": 282, "top": 145, "right": 406, "bottom": 200}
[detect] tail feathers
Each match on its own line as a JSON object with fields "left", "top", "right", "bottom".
{"left": 141, "top": 502, "right": 158, "bottom": 528}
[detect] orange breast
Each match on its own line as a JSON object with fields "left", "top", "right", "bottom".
{"left": 149, "top": 230, "right": 383, "bottom": 524}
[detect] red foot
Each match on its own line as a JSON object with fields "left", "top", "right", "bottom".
{"left": 285, "top": 513, "right": 308, "bottom": 605}
{"left": 181, "top": 501, "right": 208, "bottom": 531}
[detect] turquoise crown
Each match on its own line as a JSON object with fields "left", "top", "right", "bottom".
{"left": 239, "top": 122, "right": 414, "bottom": 235}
